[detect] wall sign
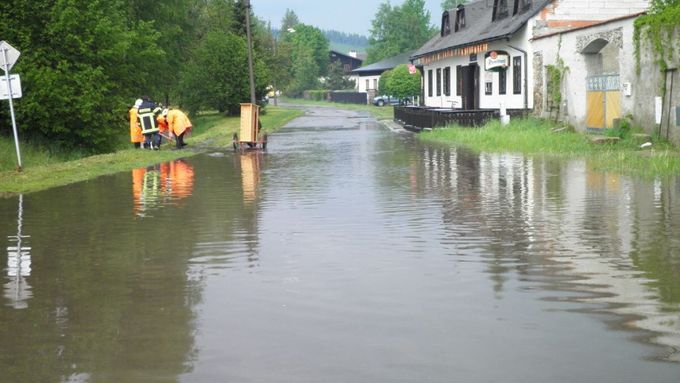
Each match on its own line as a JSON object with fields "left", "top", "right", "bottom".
{"left": 484, "top": 50, "right": 509, "bottom": 72}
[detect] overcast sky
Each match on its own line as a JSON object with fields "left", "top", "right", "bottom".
{"left": 252, "top": 0, "right": 445, "bottom": 36}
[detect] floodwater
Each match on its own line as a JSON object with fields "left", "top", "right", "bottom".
{"left": 1, "top": 106, "right": 680, "bottom": 382}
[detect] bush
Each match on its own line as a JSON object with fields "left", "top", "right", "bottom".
{"left": 304, "top": 90, "right": 328, "bottom": 101}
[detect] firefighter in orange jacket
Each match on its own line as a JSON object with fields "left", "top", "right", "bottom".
{"left": 129, "top": 99, "right": 144, "bottom": 148}
{"left": 164, "top": 108, "right": 192, "bottom": 149}
{"left": 156, "top": 112, "right": 169, "bottom": 148}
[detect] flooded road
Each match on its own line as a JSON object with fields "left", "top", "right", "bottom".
{"left": 1, "top": 105, "right": 680, "bottom": 382}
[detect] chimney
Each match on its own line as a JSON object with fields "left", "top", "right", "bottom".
{"left": 349, "top": 50, "right": 357, "bottom": 58}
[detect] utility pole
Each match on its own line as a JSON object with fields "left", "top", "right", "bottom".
{"left": 245, "top": 0, "right": 256, "bottom": 104}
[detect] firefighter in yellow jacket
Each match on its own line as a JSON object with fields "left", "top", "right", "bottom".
{"left": 163, "top": 108, "right": 192, "bottom": 149}
{"left": 129, "top": 99, "right": 144, "bottom": 148}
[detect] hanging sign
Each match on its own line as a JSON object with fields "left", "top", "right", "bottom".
{"left": 408, "top": 64, "right": 417, "bottom": 75}
{"left": 484, "top": 50, "right": 509, "bottom": 72}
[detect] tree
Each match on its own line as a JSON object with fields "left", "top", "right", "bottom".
{"left": 281, "top": 9, "right": 300, "bottom": 32}
{"left": 127, "top": 0, "right": 197, "bottom": 103}
{"left": 441, "top": 0, "right": 466, "bottom": 11}
{"left": 382, "top": 64, "right": 421, "bottom": 99}
{"left": 0, "top": 0, "right": 281, "bottom": 152}
{"left": 325, "top": 61, "right": 356, "bottom": 90}
{"left": 178, "top": 31, "right": 269, "bottom": 115}
{"left": 366, "top": 0, "right": 436, "bottom": 64}
{"left": 0, "top": 0, "right": 165, "bottom": 152}
{"left": 281, "top": 23, "right": 329, "bottom": 96}
{"left": 379, "top": 69, "right": 393, "bottom": 94}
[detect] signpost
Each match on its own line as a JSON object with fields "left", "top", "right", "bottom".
{"left": 0, "top": 74, "right": 22, "bottom": 99}
{"left": 1, "top": 40, "right": 22, "bottom": 170}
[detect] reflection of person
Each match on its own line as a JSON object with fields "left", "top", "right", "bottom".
{"left": 137, "top": 96, "right": 162, "bottom": 150}
{"left": 129, "top": 99, "right": 144, "bottom": 148}
{"left": 169, "top": 160, "right": 194, "bottom": 199}
{"left": 164, "top": 108, "right": 192, "bottom": 150}
{"left": 132, "top": 167, "right": 145, "bottom": 215}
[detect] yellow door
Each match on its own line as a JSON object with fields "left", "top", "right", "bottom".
{"left": 605, "top": 91, "right": 621, "bottom": 128}
{"left": 586, "top": 91, "right": 605, "bottom": 129}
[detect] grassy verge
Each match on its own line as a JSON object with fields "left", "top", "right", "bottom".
{"left": 0, "top": 106, "right": 303, "bottom": 195}
{"left": 279, "top": 97, "right": 395, "bottom": 121}
{"left": 420, "top": 118, "right": 680, "bottom": 178}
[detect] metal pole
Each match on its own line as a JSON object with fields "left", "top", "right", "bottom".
{"left": 666, "top": 69, "right": 675, "bottom": 140}
{"left": 2, "top": 47, "right": 22, "bottom": 170}
{"left": 245, "top": 0, "right": 257, "bottom": 104}
{"left": 273, "top": 35, "right": 278, "bottom": 106}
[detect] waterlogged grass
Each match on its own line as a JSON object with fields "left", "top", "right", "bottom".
{"left": 420, "top": 118, "right": 680, "bottom": 177}
{"left": 279, "top": 97, "right": 395, "bottom": 121}
{"left": 0, "top": 106, "right": 302, "bottom": 195}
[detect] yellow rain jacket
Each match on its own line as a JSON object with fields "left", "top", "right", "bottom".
{"left": 129, "top": 107, "right": 144, "bottom": 143}
{"left": 167, "top": 109, "right": 192, "bottom": 137}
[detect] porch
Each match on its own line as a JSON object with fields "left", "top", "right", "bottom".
{"left": 394, "top": 106, "right": 527, "bottom": 132}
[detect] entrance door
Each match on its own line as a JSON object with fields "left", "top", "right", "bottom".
{"left": 586, "top": 75, "right": 621, "bottom": 131}
{"left": 461, "top": 64, "right": 479, "bottom": 110}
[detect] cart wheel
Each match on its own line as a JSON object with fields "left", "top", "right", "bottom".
{"left": 232, "top": 133, "right": 238, "bottom": 151}
{"left": 262, "top": 134, "right": 268, "bottom": 150}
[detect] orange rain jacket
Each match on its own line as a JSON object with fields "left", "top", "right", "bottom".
{"left": 129, "top": 107, "right": 144, "bottom": 143}
{"left": 167, "top": 109, "right": 193, "bottom": 137}
{"left": 157, "top": 115, "right": 169, "bottom": 134}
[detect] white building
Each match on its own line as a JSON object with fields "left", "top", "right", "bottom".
{"left": 412, "top": 0, "right": 652, "bottom": 133}
{"left": 351, "top": 51, "right": 415, "bottom": 98}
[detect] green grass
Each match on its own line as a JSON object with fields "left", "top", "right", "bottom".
{"left": 420, "top": 118, "right": 680, "bottom": 178}
{"left": 0, "top": 106, "right": 303, "bottom": 195}
{"left": 279, "top": 97, "right": 395, "bottom": 121}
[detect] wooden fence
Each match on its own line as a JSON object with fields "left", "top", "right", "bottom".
{"left": 394, "top": 106, "right": 527, "bottom": 131}
{"left": 329, "top": 92, "right": 367, "bottom": 105}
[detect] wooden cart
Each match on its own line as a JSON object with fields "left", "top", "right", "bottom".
{"left": 233, "top": 103, "right": 267, "bottom": 151}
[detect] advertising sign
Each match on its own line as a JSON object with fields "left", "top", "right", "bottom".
{"left": 484, "top": 50, "right": 509, "bottom": 72}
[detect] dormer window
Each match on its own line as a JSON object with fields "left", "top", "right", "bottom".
{"left": 493, "top": 0, "right": 509, "bottom": 21}
{"left": 441, "top": 11, "right": 451, "bottom": 37}
{"left": 454, "top": 5, "right": 465, "bottom": 32}
{"left": 513, "top": 0, "right": 531, "bottom": 15}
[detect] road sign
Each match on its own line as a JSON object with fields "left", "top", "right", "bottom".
{"left": 0, "top": 74, "right": 21, "bottom": 99}
{"left": 0, "top": 41, "right": 20, "bottom": 72}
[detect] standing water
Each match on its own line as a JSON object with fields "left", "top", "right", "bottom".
{"left": 1, "top": 106, "right": 679, "bottom": 382}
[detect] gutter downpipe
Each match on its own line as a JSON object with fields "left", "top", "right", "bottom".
{"left": 507, "top": 42, "right": 528, "bottom": 115}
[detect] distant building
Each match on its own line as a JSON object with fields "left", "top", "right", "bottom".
{"left": 329, "top": 50, "right": 364, "bottom": 74}
{"left": 351, "top": 50, "right": 415, "bottom": 96}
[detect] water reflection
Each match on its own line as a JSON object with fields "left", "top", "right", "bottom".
{"left": 187, "top": 154, "right": 263, "bottom": 276}
{"left": 132, "top": 159, "right": 195, "bottom": 217}
{"left": 0, "top": 164, "right": 199, "bottom": 381}
{"left": 4, "top": 194, "right": 32, "bottom": 309}
{"left": 413, "top": 143, "right": 680, "bottom": 361}
{"left": 239, "top": 151, "right": 263, "bottom": 204}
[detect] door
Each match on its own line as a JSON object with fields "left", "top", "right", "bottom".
{"left": 586, "top": 75, "right": 620, "bottom": 131}
{"left": 462, "top": 64, "right": 479, "bottom": 110}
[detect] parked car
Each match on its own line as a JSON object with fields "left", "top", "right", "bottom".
{"left": 373, "top": 95, "right": 412, "bottom": 107}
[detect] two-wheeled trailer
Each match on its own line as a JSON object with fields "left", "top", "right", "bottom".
{"left": 233, "top": 103, "right": 267, "bottom": 151}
